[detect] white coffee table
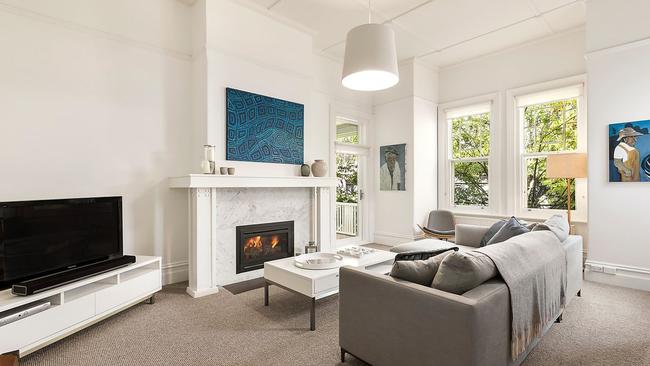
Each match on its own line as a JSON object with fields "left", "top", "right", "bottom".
{"left": 263, "top": 248, "right": 396, "bottom": 330}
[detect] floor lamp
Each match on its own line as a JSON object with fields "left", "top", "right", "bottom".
{"left": 546, "top": 153, "right": 588, "bottom": 231}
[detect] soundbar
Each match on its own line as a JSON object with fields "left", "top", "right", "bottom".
{"left": 11, "top": 255, "right": 136, "bottom": 296}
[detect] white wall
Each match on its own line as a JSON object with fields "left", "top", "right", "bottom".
{"left": 373, "top": 60, "right": 438, "bottom": 245}
{"left": 0, "top": 0, "right": 372, "bottom": 285}
{"left": 0, "top": 0, "right": 193, "bottom": 284}
{"left": 201, "top": 0, "right": 314, "bottom": 177}
{"left": 584, "top": 0, "right": 650, "bottom": 290}
{"left": 439, "top": 28, "right": 586, "bottom": 103}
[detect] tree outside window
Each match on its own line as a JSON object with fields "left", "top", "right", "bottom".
{"left": 450, "top": 112, "right": 490, "bottom": 207}
{"left": 522, "top": 99, "right": 577, "bottom": 210}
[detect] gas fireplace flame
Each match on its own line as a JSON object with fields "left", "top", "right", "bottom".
{"left": 271, "top": 235, "right": 279, "bottom": 248}
{"left": 243, "top": 235, "right": 282, "bottom": 257}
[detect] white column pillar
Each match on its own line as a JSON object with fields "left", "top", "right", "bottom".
{"left": 186, "top": 188, "right": 219, "bottom": 298}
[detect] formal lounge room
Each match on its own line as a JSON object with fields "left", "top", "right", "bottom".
{"left": 1, "top": 0, "right": 650, "bottom": 365}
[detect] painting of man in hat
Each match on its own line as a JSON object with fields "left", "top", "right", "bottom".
{"left": 609, "top": 121, "right": 650, "bottom": 182}
{"left": 380, "top": 144, "right": 406, "bottom": 191}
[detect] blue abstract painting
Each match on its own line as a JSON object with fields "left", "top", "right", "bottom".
{"left": 226, "top": 88, "right": 304, "bottom": 165}
{"left": 609, "top": 119, "right": 650, "bottom": 182}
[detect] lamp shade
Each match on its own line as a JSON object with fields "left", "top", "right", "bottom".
{"left": 342, "top": 23, "right": 399, "bottom": 91}
{"left": 547, "top": 153, "right": 588, "bottom": 178}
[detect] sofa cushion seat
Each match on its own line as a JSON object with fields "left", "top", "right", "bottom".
{"left": 390, "top": 238, "right": 475, "bottom": 254}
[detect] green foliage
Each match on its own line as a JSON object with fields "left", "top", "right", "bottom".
{"left": 450, "top": 99, "right": 578, "bottom": 210}
{"left": 451, "top": 112, "right": 490, "bottom": 206}
{"left": 453, "top": 161, "right": 489, "bottom": 206}
{"left": 452, "top": 113, "right": 490, "bottom": 158}
{"left": 524, "top": 100, "right": 577, "bottom": 210}
{"left": 524, "top": 100, "right": 577, "bottom": 153}
{"left": 337, "top": 134, "right": 358, "bottom": 144}
{"left": 336, "top": 153, "right": 358, "bottom": 203}
{"left": 526, "top": 158, "right": 575, "bottom": 209}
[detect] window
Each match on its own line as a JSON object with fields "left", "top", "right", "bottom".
{"left": 516, "top": 84, "right": 583, "bottom": 213}
{"left": 336, "top": 117, "right": 359, "bottom": 144}
{"left": 446, "top": 102, "right": 492, "bottom": 208}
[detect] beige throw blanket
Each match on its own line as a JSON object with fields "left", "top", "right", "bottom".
{"left": 476, "top": 231, "right": 567, "bottom": 360}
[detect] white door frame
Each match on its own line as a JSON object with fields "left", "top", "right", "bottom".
{"left": 329, "top": 105, "right": 372, "bottom": 248}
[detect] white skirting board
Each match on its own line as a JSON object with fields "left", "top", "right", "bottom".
{"left": 584, "top": 260, "right": 650, "bottom": 292}
{"left": 162, "top": 261, "right": 189, "bottom": 285}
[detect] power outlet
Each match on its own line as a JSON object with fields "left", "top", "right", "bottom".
{"left": 588, "top": 264, "right": 604, "bottom": 272}
{"left": 603, "top": 266, "right": 617, "bottom": 275}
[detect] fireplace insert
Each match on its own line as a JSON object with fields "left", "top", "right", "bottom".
{"left": 236, "top": 221, "right": 294, "bottom": 274}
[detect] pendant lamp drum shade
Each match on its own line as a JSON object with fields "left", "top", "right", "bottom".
{"left": 342, "top": 23, "right": 399, "bottom": 91}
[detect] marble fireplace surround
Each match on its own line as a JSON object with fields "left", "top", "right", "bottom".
{"left": 169, "top": 175, "right": 336, "bottom": 298}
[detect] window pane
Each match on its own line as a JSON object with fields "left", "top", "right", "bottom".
{"left": 336, "top": 152, "right": 359, "bottom": 239}
{"left": 336, "top": 153, "right": 358, "bottom": 203}
{"left": 453, "top": 161, "right": 489, "bottom": 207}
{"left": 523, "top": 99, "right": 577, "bottom": 153}
{"left": 336, "top": 119, "right": 359, "bottom": 144}
{"left": 526, "top": 157, "right": 576, "bottom": 209}
{"left": 451, "top": 112, "right": 490, "bottom": 159}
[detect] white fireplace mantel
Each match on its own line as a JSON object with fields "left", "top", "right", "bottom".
{"left": 169, "top": 174, "right": 335, "bottom": 298}
{"left": 169, "top": 174, "right": 337, "bottom": 189}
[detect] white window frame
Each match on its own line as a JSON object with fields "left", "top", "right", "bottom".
{"left": 507, "top": 75, "right": 588, "bottom": 222}
{"left": 438, "top": 93, "right": 501, "bottom": 215}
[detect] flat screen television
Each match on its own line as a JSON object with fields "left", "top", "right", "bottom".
{"left": 0, "top": 197, "right": 123, "bottom": 290}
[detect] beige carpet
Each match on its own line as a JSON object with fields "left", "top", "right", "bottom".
{"left": 21, "top": 280, "right": 650, "bottom": 366}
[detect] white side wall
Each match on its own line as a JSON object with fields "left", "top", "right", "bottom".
{"left": 0, "top": 0, "right": 193, "bottom": 285}
{"left": 584, "top": 0, "right": 650, "bottom": 290}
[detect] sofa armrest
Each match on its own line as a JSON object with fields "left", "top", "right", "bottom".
{"left": 454, "top": 224, "right": 490, "bottom": 248}
{"left": 563, "top": 235, "right": 583, "bottom": 303}
{"left": 339, "top": 267, "right": 510, "bottom": 366}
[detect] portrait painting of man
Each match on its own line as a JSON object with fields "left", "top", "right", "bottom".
{"left": 379, "top": 144, "right": 406, "bottom": 191}
{"left": 609, "top": 121, "right": 650, "bottom": 182}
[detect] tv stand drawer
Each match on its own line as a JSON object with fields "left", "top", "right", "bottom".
{"left": 0, "top": 296, "right": 94, "bottom": 354}
{"left": 95, "top": 269, "right": 160, "bottom": 314}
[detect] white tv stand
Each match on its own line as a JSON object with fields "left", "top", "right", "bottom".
{"left": 0, "top": 256, "right": 161, "bottom": 356}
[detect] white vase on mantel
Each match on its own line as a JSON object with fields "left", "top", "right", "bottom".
{"left": 311, "top": 160, "right": 328, "bottom": 177}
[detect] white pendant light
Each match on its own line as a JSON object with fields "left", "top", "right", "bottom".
{"left": 342, "top": 0, "right": 399, "bottom": 91}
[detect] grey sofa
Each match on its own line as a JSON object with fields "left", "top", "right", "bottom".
{"left": 339, "top": 224, "right": 583, "bottom": 366}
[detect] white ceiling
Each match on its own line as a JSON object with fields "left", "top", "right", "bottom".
{"left": 245, "top": 0, "right": 586, "bottom": 68}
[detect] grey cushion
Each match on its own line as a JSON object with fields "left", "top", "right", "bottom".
{"left": 389, "top": 250, "right": 454, "bottom": 286}
{"left": 479, "top": 220, "right": 506, "bottom": 247}
{"left": 455, "top": 224, "right": 490, "bottom": 248}
{"left": 532, "top": 214, "right": 569, "bottom": 242}
{"left": 431, "top": 251, "right": 497, "bottom": 294}
{"left": 486, "top": 217, "right": 529, "bottom": 245}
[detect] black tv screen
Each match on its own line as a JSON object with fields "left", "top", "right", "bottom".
{"left": 0, "top": 197, "right": 123, "bottom": 290}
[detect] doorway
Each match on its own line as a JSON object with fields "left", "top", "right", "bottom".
{"left": 335, "top": 117, "right": 368, "bottom": 246}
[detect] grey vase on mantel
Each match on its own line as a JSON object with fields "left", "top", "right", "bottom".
{"left": 300, "top": 163, "right": 311, "bottom": 177}
{"left": 311, "top": 160, "right": 328, "bottom": 177}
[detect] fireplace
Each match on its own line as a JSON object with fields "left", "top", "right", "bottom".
{"left": 236, "top": 221, "right": 294, "bottom": 274}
